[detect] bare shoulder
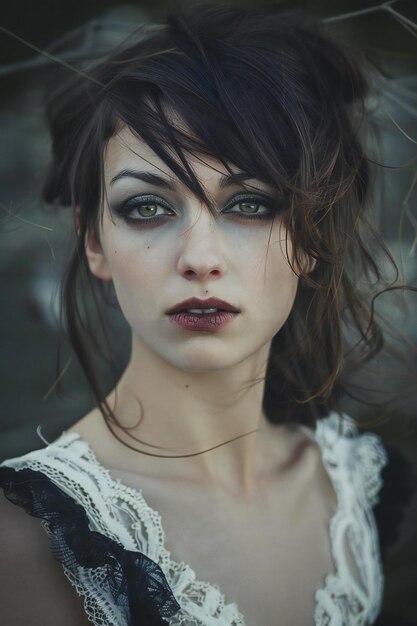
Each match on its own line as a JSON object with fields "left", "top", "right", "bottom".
{"left": 0, "top": 490, "right": 91, "bottom": 625}
{"left": 294, "top": 424, "right": 338, "bottom": 515}
{"left": 260, "top": 420, "right": 338, "bottom": 516}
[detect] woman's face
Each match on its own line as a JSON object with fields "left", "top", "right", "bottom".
{"left": 87, "top": 125, "right": 300, "bottom": 372}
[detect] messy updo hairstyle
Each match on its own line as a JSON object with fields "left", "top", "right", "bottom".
{"left": 42, "top": 1, "right": 399, "bottom": 454}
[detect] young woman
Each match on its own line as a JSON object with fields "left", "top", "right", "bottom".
{"left": 0, "top": 3, "right": 410, "bottom": 625}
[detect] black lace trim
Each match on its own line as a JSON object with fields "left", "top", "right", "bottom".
{"left": 0, "top": 465, "right": 181, "bottom": 626}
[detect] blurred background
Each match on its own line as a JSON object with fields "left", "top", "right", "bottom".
{"left": 0, "top": 0, "right": 416, "bottom": 624}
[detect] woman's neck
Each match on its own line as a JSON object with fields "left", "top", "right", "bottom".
{"left": 92, "top": 335, "right": 294, "bottom": 496}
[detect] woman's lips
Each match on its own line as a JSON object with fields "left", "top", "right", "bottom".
{"left": 167, "top": 310, "right": 239, "bottom": 331}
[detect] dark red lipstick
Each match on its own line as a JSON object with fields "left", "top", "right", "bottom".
{"left": 166, "top": 297, "right": 240, "bottom": 332}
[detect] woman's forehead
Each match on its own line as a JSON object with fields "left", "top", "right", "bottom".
{"left": 104, "top": 125, "right": 251, "bottom": 190}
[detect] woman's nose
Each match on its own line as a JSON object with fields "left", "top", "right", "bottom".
{"left": 176, "top": 208, "right": 227, "bottom": 281}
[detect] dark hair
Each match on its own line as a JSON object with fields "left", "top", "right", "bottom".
{"left": 42, "top": 1, "right": 401, "bottom": 455}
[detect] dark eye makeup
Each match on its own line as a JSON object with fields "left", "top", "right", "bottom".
{"left": 111, "top": 192, "right": 284, "bottom": 227}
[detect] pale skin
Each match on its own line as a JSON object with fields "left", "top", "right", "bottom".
{"left": 63, "top": 125, "right": 340, "bottom": 624}
{"left": 69, "top": 125, "right": 319, "bottom": 494}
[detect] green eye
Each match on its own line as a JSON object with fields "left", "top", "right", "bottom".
{"left": 134, "top": 203, "right": 159, "bottom": 217}
{"left": 223, "top": 194, "right": 277, "bottom": 221}
{"left": 238, "top": 201, "right": 262, "bottom": 213}
{"left": 114, "top": 195, "right": 175, "bottom": 223}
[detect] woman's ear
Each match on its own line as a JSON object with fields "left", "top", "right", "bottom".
{"left": 76, "top": 207, "right": 112, "bottom": 282}
{"left": 74, "top": 206, "right": 112, "bottom": 280}
{"left": 85, "top": 228, "right": 113, "bottom": 282}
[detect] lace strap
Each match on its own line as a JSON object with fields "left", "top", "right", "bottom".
{"left": 0, "top": 437, "right": 246, "bottom": 626}
{"left": 0, "top": 464, "right": 181, "bottom": 626}
{"left": 314, "top": 412, "right": 388, "bottom": 625}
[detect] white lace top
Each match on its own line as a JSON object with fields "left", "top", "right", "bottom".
{"left": 0, "top": 411, "right": 387, "bottom": 626}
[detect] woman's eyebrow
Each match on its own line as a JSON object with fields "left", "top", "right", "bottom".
{"left": 109, "top": 169, "right": 261, "bottom": 189}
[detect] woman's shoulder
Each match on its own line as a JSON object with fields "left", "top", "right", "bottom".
{"left": 0, "top": 466, "right": 93, "bottom": 625}
{"left": 0, "top": 411, "right": 124, "bottom": 544}
{"left": 299, "top": 411, "right": 388, "bottom": 508}
{"left": 0, "top": 431, "right": 180, "bottom": 626}
{"left": 313, "top": 412, "right": 415, "bottom": 560}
